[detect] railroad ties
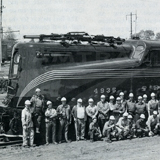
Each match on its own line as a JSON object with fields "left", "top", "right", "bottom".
{"left": 0, "top": 134, "right": 23, "bottom": 148}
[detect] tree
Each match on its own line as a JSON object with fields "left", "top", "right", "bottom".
{"left": 132, "top": 30, "right": 155, "bottom": 40}
{"left": 155, "top": 32, "right": 160, "bottom": 40}
{"left": 3, "top": 27, "right": 16, "bottom": 40}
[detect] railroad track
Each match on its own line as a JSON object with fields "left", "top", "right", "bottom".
{"left": 0, "top": 134, "right": 23, "bottom": 148}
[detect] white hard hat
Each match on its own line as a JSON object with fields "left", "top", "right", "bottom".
{"left": 109, "top": 95, "right": 114, "bottom": 100}
{"left": 77, "top": 98, "right": 82, "bottom": 103}
{"left": 25, "top": 100, "right": 31, "bottom": 105}
{"left": 151, "top": 93, "right": 156, "bottom": 97}
{"left": 119, "top": 92, "right": 124, "bottom": 96}
{"left": 109, "top": 116, "right": 115, "bottom": 120}
{"left": 35, "top": 88, "right": 41, "bottom": 92}
{"left": 123, "top": 112, "right": 128, "bottom": 117}
{"left": 88, "top": 98, "right": 94, "bottom": 102}
{"left": 116, "top": 97, "right": 121, "bottom": 101}
{"left": 101, "top": 95, "right": 106, "bottom": 98}
{"left": 140, "top": 114, "right": 145, "bottom": 119}
{"left": 128, "top": 115, "right": 133, "bottom": 119}
{"left": 61, "top": 97, "right": 67, "bottom": 101}
{"left": 143, "top": 94, "right": 147, "bottom": 98}
{"left": 138, "top": 96, "right": 142, "bottom": 100}
{"left": 129, "top": 93, "right": 134, "bottom": 97}
{"left": 47, "top": 101, "right": 52, "bottom": 105}
{"left": 153, "top": 111, "right": 158, "bottom": 115}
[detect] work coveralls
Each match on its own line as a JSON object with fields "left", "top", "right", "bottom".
{"left": 45, "top": 108, "right": 57, "bottom": 144}
{"left": 97, "top": 101, "right": 110, "bottom": 132}
{"left": 57, "top": 104, "right": 71, "bottom": 142}
{"left": 21, "top": 107, "right": 34, "bottom": 146}
{"left": 30, "top": 94, "right": 45, "bottom": 132}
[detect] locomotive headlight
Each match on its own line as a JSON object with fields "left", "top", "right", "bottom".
{"left": 36, "top": 51, "right": 43, "bottom": 58}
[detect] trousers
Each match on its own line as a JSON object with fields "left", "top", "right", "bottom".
{"left": 23, "top": 127, "right": 34, "bottom": 146}
{"left": 98, "top": 118, "right": 106, "bottom": 133}
{"left": 58, "top": 119, "right": 69, "bottom": 141}
{"left": 46, "top": 121, "right": 56, "bottom": 143}
{"left": 74, "top": 118, "right": 85, "bottom": 140}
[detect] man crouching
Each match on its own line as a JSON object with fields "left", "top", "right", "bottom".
{"left": 88, "top": 117, "right": 102, "bottom": 142}
{"left": 103, "top": 116, "right": 119, "bottom": 143}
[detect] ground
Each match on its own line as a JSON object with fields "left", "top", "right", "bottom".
{"left": 0, "top": 136, "right": 160, "bottom": 160}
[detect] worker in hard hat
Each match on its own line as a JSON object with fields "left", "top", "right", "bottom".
{"left": 127, "top": 115, "right": 136, "bottom": 139}
{"left": 143, "top": 94, "right": 148, "bottom": 104}
{"left": 126, "top": 93, "right": 136, "bottom": 118}
{"left": 88, "top": 117, "right": 102, "bottom": 142}
{"left": 113, "top": 97, "right": 125, "bottom": 122}
{"left": 108, "top": 95, "right": 116, "bottom": 116}
{"left": 57, "top": 97, "right": 71, "bottom": 143}
{"left": 103, "top": 115, "right": 119, "bottom": 143}
{"left": 148, "top": 92, "right": 159, "bottom": 116}
{"left": 135, "top": 96, "right": 148, "bottom": 122}
{"left": 86, "top": 98, "right": 98, "bottom": 125}
{"left": 146, "top": 111, "right": 160, "bottom": 136}
{"left": 119, "top": 92, "right": 127, "bottom": 109}
{"left": 97, "top": 95, "right": 110, "bottom": 132}
{"left": 135, "top": 114, "right": 149, "bottom": 138}
{"left": 21, "top": 100, "right": 35, "bottom": 147}
{"left": 116, "top": 112, "right": 130, "bottom": 140}
{"left": 71, "top": 98, "right": 87, "bottom": 141}
{"left": 30, "top": 88, "right": 45, "bottom": 133}
{"left": 45, "top": 101, "right": 57, "bottom": 145}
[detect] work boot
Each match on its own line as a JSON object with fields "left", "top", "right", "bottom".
{"left": 30, "top": 144, "right": 36, "bottom": 147}
{"left": 36, "top": 128, "right": 40, "bottom": 133}
{"left": 23, "top": 145, "right": 30, "bottom": 148}
{"left": 66, "top": 139, "right": 71, "bottom": 143}
{"left": 106, "top": 139, "right": 112, "bottom": 143}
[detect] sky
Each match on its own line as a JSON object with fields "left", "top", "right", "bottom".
{"left": 2, "top": 0, "right": 160, "bottom": 41}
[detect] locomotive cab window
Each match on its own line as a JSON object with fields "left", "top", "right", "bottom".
{"left": 10, "top": 49, "right": 21, "bottom": 77}
{"left": 149, "top": 49, "right": 160, "bottom": 67}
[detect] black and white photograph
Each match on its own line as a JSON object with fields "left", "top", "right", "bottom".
{"left": 0, "top": 0, "right": 160, "bottom": 159}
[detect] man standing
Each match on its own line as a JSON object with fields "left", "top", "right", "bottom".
{"left": 57, "top": 97, "right": 71, "bottom": 143}
{"left": 148, "top": 93, "right": 159, "bottom": 116}
{"left": 136, "top": 114, "right": 149, "bottom": 138}
{"left": 135, "top": 96, "right": 148, "bottom": 122}
{"left": 86, "top": 98, "right": 98, "bottom": 125}
{"left": 103, "top": 116, "right": 119, "bottom": 143}
{"left": 126, "top": 93, "right": 136, "bottom": 118}
{"left": 108, "top": 95, "right": 116, "bottom": 117}
{"left": 72, "top": 98, "right": 87, "bottom": 141}
{"left": 97, "top": 95, "right": 110, "bottom": 132}
{"left": 119, "top": 92, "right": 127, "bottom": 109}
{"left": 45, "top": 101, "right": 57, "bottom": 145}
{"left": 21, "top": 100, "right": 35, "bottom": 147}
{"left": 113, "top": 97, "right": 125, "bottom": 122}
{"left": 88, "top": 117, "right": 102, "bottom": 142}
{"left": 146, "top": 111, "right": 160, "bottom": 136}
{"left": 30, "top": 88, "right": 45, "bottom": 133}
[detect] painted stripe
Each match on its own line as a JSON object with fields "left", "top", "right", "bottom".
{"left": 16, "top": 68, "right": 160, "bottom": 107}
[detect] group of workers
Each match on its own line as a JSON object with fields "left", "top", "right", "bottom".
{"left": 21, "top": 88, "right": 160, "bottom": 147}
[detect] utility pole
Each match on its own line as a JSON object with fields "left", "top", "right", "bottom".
{"left": 0, "top": 0, "right": 3, "bottom": 71}
{"left": 126, "top": 12, "right": 137, "bottom": 38}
